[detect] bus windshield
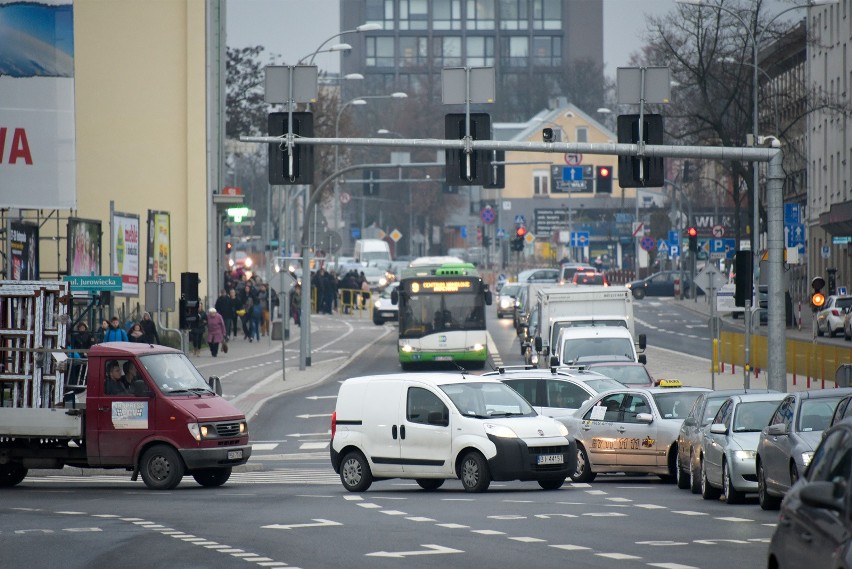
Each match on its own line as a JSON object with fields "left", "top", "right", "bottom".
{"left": 398, "top": 278, "right": 485, "bottom": 338}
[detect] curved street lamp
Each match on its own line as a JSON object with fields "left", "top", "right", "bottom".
{"left": 298, "top": 23, "right": 381, "bottom": 65}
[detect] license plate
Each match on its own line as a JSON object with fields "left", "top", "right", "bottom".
{"left": 435, "top": 356, "right": 453, "bottom": 361}
{"left": 227, "top": 450, "right": 243, "bottom": 460}
{"left": 536, "top": 454, "right": 563, "bottom": 465}
{"left": 381, "top": 312, "right": 395, "bottom": 317}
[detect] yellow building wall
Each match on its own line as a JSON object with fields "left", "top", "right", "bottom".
{"left": 37, "top": 0, "right": 209, "bottom": 309}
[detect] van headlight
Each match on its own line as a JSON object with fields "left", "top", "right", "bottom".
{"left": 484, "top": 423, "right": 518, "bottom": 438}
{"left": 557, "top": 423, "right": 570, "bottom": 437}
{"left": 188, "top": 423, "right": 208, "bottom": 441}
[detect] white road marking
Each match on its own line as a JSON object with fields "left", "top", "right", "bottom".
{"left": 406, "top": 517, "right": 436, "bottom": 522}
{"left": 634, "top": 504, "right": 667, "bottom": 509}
{"left": 715, "top": 516, "right": 753, "bottom": 522}
{"left": 472, "top": 529, "right": 505, "bottom": 535}
{"left": 636, "top": 540, "right": 688, "bottom": 546}
{"left": 509, "top": 536, "right": 546, "bottom": 543}
{"left": 596, "top": 552, "right": 641, "bottom": 560}
{"left": 671, "top": 510, "right": 709, "bottom": 516}
{"left": 261, "top": 519, "right": 342, "bottom": 530}
{"left": 357, "top": 503, "right": 382, "bottom": 509}
{"left": 550, "top": 544, "right": 591, "bottom": 551}
{"left": 251, "top": 443, "right": 278, "bottom": 451}
{"left": 583, "top": 512, "right": 628, "bottom": 517}
{"left": 436, "top": 523, "right": 469, "bottom": 529}
{"left": 295, "top": 413, "right": 332, "bottom": 419}
{"left": 648, "top": 564, "right": 700, "bottom": 569}
{"left": 380, "top": 510, "right": 408, "bottom": 516}
{"left": 298, "top": 442, "right": 328, "bottom": 450}
{"left": 366, "top": 544, "right": 464, "bottom": 558}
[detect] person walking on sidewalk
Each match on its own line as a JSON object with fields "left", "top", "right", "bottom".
{"left": 103, "top": 316, "right": 128, "bottom": 343}
{"left": 206, "top": 307, "right": 226, "bottom": 357}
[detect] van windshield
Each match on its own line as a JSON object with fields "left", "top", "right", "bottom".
{"left": 441, "top": 382, "right": 535, "bottom": 418}
{"left": 551, "top": 320, "right": 628, "bottom": 349}
{"left": 560, "top": 337, "right": 635, "bottom": 364}
{"left": 139, "top": 353, "right": 212, "bottom": 395}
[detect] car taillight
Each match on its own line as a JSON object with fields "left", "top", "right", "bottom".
{"left": 331, "top": 410, "right": 337, "bottom": 439}
{"left": 833, "top": 310, "right": 841, "bottom": 317}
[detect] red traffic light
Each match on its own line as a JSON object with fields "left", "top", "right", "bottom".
{"left": 687, "top": 227, "right": 698, "bottom": 238}
{"left": 516, "top": 227, "right": 527, "bottom": 238}
{"left": 598, "top": 167, "right": 610, "bottom": 178}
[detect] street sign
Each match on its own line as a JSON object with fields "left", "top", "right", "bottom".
{"left": 784, "top": 203, "right": 801, "bottom": 225}
{"left": 340, "top": 192, "right": 351, "bottom": 204}
{"left": 524, "top": 231, "right": 536, "bottom": 243}
{"left": 709, "top": 238, "right": 736, "bottom": 260}
{"left": 694, "top": 265, "right": 726, "bottom": 292}
{"left": 821, "top": 245, "right": 831, "bottom": 259}
{"left": 562, "top": 166, "right": 584, "bottom": 181}
{"left": 640, "top": 236, "right": 656, "bottom": 251}
{"left": 480, "top": 205, "right": 496, "bottom": 224}
{"left": 785, "top": 223, "right": 805, "bottom": 250}
{"left": 514, "top": 214, "right": 525, "bottom": 224}
{"left": 657, "top": 239, "right": 669, "bottom": 253}
{"left": 711, "top": 224, "right": 725, "bottom": 237}
{"left": 496, "top": 228, "right": 506, "bottom": 239}
{"left": 840, "top": 287, "right": 848, "bottom": 296}
{"left": 497, "top": 273, "right": 507, "bottom": 283}
{"left": 668, "top": 229, "right": 679, "bottom": 245}
{"left": 564, "top": 153, "right": 583, "bottom": 166}
{"left": 632, "top": 222, "right": 644, "bottom": 237}
{"left": 570, "top": 231, "right": 590, "bottom": 247}
{"left": 670, "top": 244, "right": 680, "bottom": 256}
{"left": 389, "top": 229, "right": 403, "bottom": 243}
{"left": 63, "top": 275, "right": 122, "bottom": 291}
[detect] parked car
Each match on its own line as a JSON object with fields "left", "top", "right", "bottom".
{"left": 572, "top": 270, "right": 609, "bottom": 286}
{"left": 699, "top": 393, "right": 786, "bottom": 504}
{"left": 756, "top": 388, "right": 852, "bottom": 510}
{"left": 484, "top": 367, "right": 624, "bottom": 421}
{"left": 517, "top": 268, "right": 560, "bottom": 284}
{"left": 561, "top": 383, "right": 710, "bottom": 482}
{"left": 495, "top": 282, "right": 522, "bottom": 318}
{"left": 676, "top": 389, "right": 775, "bottom": 493}
{"left": 584, "top": 360, "right": 654, "bottom": 387}
{"left": 372, "top": 282, "right": 400, "bottom": 325}
{"left": 818, "top": 294, "right": 852, "bottom": 336}
{"left": 626, "top": 270, "right": 703, "bottom": 299}
{"left": 767, "top": 418, "right": 852, "bottom": 569}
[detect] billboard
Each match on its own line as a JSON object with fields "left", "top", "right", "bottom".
{"left": 9, "top": 221, "right": 39, "bottom": 280}
{"left": 146, "top": 211, "right": 171, "bottom": 283}
{"left": 67, "top": 217, "right": 101, "bottom": 276}
{"left": 0, "top": 0, "right": 76, "bottom": 209}
{"left": 112, "top": 212, "right": 140, "bottom": 296}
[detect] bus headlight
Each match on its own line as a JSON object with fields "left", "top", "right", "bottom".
{"left": 472, "top": 343, "right": 484, "bottom": 352}
{"left": 401, "top": 344, "right": 414, "bottom": 353}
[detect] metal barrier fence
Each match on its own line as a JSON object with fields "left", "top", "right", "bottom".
{"left": 309, "top": 287, "right": 374, "bottom": 319}
{"left": 719, "top": 331, "right": 848, "bottom": 388}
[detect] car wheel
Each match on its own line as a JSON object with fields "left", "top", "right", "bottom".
{"left": 571, "top": 445, "right": 596, "bottom": 483}
{"left": 633, "top": 288, "right": 646, "bottom": 300}
{"left": 817, "top": 324, "right": 825, "bottom": 337}
{"left": 676, "top": 452, "right": 691, "bottom": 490}
{"left": 689, "top": 451, "right": 701, "bottom": 494}
{"left": 340, "top": 450, "right": 373, "bottom": 493}
{"left": 416, "top": 478, "right": 445, "bottom": 491}
{"left": 0, "top": 463, "right": 27, "bottom": 487}
{"left": 538, "top": 477, "right": 566, "bottom": 490}
{"left": 723, "top": 461, "right": 744, "bottom": 504}
{"left": 790, "top": 462, "right": 800, "bottom": 486}
{"left": 191, "top": 467, "right": 232, "bottom": 487}
{"left": 700, "top": 458, "right": 721, "bottom": 500}
{"left": 140, "top": 444, "right": 185, "bottom": 490}
{"left": 830, "top": 326, "right": 838, "bottom": 338}
{"left": 372, "top": 316, "right": 383, "bottom": 325}
{"left": 758, "top": 462, "right": 781, "bottom": 511}
{"left": 460, "top": 451, "right": 490, "bottom": 493}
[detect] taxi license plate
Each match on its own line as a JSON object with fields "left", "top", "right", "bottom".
{"left": 435, "top": 356, "right": 453, "bottom": 361}
{"left": 537, "top": 454, "right": 563, "bottom": 465}
{"left": 227, "top": 450, "right": 243, "bottom": 460}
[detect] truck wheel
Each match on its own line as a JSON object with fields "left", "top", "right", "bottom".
{"left": 340, "top": 450, "right": 372, "bottom": 492}
{"left": 416, "top": 479, "right": 445, "bottom": 491}
{"left": 192, "top": 467, "right": 232, "bottom": 487}
{"left": 571, "top": 445, "right": 596, "bottom": 483}
{"left": 140, "top": 445, "right": 185, "bottom": 490}
{"left": 538, "top": 477, "right": 566, "bottom": 490}
{"left": 0, "top": 463, "right": 27, "bottom": 487}
{"left": 460, "top": 451, "right": 490, "bottom": 492}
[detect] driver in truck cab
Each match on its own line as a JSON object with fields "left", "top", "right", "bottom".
{"left": 104, "top": 360, "right": 130, "bottom": 395}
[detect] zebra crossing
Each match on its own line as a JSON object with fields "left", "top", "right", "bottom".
{"left": 25, "top": 467, "right": 341, "bottom": 486}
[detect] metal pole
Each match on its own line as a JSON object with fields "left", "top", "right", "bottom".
{"left": 766, "top": 149, "right": 786, "bottom": 392}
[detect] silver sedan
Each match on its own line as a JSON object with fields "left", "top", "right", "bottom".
{"left": 561, "top": 385, "right": 709, "bottom": 482}
{"left": 699, "top": 393, "right": 786, "bottom": 504}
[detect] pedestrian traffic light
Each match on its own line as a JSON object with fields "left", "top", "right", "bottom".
{"left": 268, "top": 111, "right": 314, "bottom": 185}
{"left": 596, "top": 166, "right": 612, "bottom": 193}
{"left": 445, "top": 113, "right": 491, "bottom": 185}
{"left": 687, "top": 227, "right": 698, "bottom": 253}
{"left": 734, "top": 251, "right": 753, "bottom": 308}
{"left": 616, "top": 114, "right": 664, "bottom": 188}
{"left": 811, "top": 276, "right": 827, "bottom": 311}
{"left": 225, "top": 241, "right": 233, "bottom": 254}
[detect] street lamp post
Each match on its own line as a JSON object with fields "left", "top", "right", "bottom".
{"left": 297, "top": 23, "right": 382, "bottom": 66}
{"left": 676, "top": 0, "right": 836, "bottom": 387}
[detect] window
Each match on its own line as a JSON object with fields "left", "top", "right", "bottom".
{"left": 399, "top": 0, "right": 428, "bottom": 30}
{"left": 575, "top": 126, "right": 588, "bottom": 143}
{"left": 623, "top": 394, "right": 651, "bottom": 423}
{"left": 769, "top": 397, "right": 795, "bottom": 427}
{"left": 434, "top": 36, "right": 462, "bottom": 67}
{"left": 504, "top": 378, "right": 540, "bottom": 406}
{"left": 533, "top": 169, "right": 549, "bottom": 195}
{"left": 466, "top": 36, "right": 494, "bottom": 66}
{"left": 466, "top": 0, "right": 495, "bottom": 30}
{"left": 434, "top": 0, "right": 462, "bottom": 30}
{"left": 400, "top": 36, "right": 429, "bottom": 66}
{"left": 532, "top": 36, "right": 561, "bottom": 66}
{"left": 807, "top": 429, "right": 851, "bottom": 482}
{"left": 407, "top": 386, "right": 449, "bottom": 426}
{"left": 366, "top": 37, "right": 395, "bottom": 67}
{"left": 365, "top": 0, "right": 394, "bottom": 30}
{"left": 499, "top": 0, "right": 528, "bottom": 30}
{"left": 546, "top": 381, "right": 590, "bottom": 410}
{"left": 586, "top": 393, "right": 625, "bottom": 422}
{"left": 533, "top": 0, "right": 562, "bottom": 30}
{"left": 502, "top": 36, "right": 528, "bottom": 67}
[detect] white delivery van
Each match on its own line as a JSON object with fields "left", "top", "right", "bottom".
{"left": 330, "top": 373, "right": 577, "bottom": 493}
{"left": 553, "top": 326, "right": 647, "bottom": 366}
{"left": 354, "top": 239, "right": 392, "bottom": 266}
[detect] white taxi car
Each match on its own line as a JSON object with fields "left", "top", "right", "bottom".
{"left": 561, "top": 381, "right": 710, "bottom": 482}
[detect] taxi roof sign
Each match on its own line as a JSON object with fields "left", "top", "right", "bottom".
{"left": 656, "top": 379, "right": 683, "bottom": 388}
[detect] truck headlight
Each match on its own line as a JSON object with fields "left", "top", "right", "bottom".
{"left": 484, "top": 423, "right": 518, "bottom": 438}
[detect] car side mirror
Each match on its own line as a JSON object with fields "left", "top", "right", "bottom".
{"left": 550, "top": 355, "right": 559, "bottom": 367}
{"left": 636, "top": 412, "right": 653, "bottom": 423}
{"left": 391, "top": 289, "right": 399, "bottom": 304}
{"left": 800, "top": 480, "right": 844, "bottom": 512}
{"left": 208, "top": 376, "right": 223, "bottom": 396}
{"left": 484, "top": 291, "right": 493, "bottom": 305}
{"left": 534, "top": 337, "right": 543, "bottom": 352}
{"left": 767, "top": 423, "right": 788, "bottom": 436}
{"left": 683, "top": 417, "right": 696, "bottom": 427}
{"left": 709, "top": 423, "right": 727, "bottom": 435}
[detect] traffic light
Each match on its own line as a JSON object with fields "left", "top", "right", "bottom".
{"left": 181, "top": 272, "right": 199, "bottom": 302}
{"left": 179, "top": 298, "right": 199, "bottom": 330}
{"left": 616, "top": 114, "right": 664, "bottom": 188}
{"left": 811, "top": 276, "right": 827, "bottom": 311}
{"left": 682, "top": 160, "right": 694, "bottom": 183}
{"left": 364, "top": 169, "right": 380, "bottom": 196}
{"left": 225, "top": 241, "right": 233, "bottom": 255}
{"left": 512, "top": 226, "right": 526, "bottom": 252}
{"left": 268, "top": 111, "right": 314, "bottom": 185}
{"left": 596, "top": 166, "right": 612, "bottom": 193}
{"left": 734, "top": 251, "right": 753, "bottom": 307}
{"left": 687, "top": 227, "right": 698, "bottom": 253}
{"left": 445, "top": 113, "right": 491, "bottom": 185}
{"left": 827, "top": 268, "right": 837, "bottom": 296}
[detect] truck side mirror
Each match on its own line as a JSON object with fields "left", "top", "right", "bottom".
{"left": 132, "top": 380, "right": 152, "bottom": 397}
{"left": 391, "top": 289, "right": 399, "bottom": 305}
{"left": 638, "top": 333, "right": 647, "bottom": 350}
{"left": 484, "top": 290, "right": 492, "bottom": 306}
{"left": 638, "top": 354, "right": 647, "bottom": 365}
{"left": 208, "top": 376, "right": 223, "bottom": 396}
{"left": 534, "top": 337, "right": 543, "bottom": 352}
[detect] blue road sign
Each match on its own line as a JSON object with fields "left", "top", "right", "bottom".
{"left": 785, "top": 223, "right": 805, "bottom": 249}
{"left": 657, "top": 239, "right": 669, "bottom": 253}
{"left": 460, "top": 226, "right": 468, "bottom": 239}
{"left": 668, "top": 230, "right": 679, "bottom": 245}
{"left": 571, "top": 231, "right": 590, "bottom": 247}
{"left": 514, "top": 214, "right": 525, "bottom": 225}
{"left": 640, "top": 236, "right": 656, "bottom": 251}
{"left": 562, "top": 166, "right": 584, "bottom": 182}
{"left": 670, "top": 244, "right": 680, "bottom": 256}
{"left": 784, "top": 203, "right": 801, "bottom": 225}
{"left": 480, "top": 206, "right": 496, "bottom": 224}
{"left": 497, "top": 273, "right": 507, "bottom": 283}
{"left": 496, "top": 228, "right": 506, "bottom": 238}
{"left": 709, "top": 238, "right": 737, "bottom": 259}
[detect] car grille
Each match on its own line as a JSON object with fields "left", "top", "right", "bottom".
{"left": 528, "top": 444, "right": 571, "bottom": 471}
{"left": 214, "top": 421, "right": 242, "bottom": 438}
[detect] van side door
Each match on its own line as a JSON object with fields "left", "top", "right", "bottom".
{"left": 361, "top": 380, "right": 405, "bottom": 476}
{"left": 399, "top": 385, "right": 453, "bottom": 476}
{"left": 92, "top": 359, "right": 154, "bottom": 466}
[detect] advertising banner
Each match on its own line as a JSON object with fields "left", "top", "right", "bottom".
{"left": 0, "top": 0, "right": 76, "bottom": 209}
{"left": 146, "top": 211, "right": 171, "bottom": 283}
{"left": 9, "top": 221, "right": 39, "bottom": 280}
{"left": 112, "top": 212, "right": 140, "bottom": 296}
{"left": 67, "top": 217, "right": 101, "bottom": 276}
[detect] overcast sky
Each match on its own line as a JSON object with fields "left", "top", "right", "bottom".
{"left": 225, "top": 0, "right": 678, "bottom": 79}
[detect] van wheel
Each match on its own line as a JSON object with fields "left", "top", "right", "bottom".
{"left": 758, "top": 462, "right": 781, "bottom": 511}
{"left": 723, "top": 461, "right": 744, "bottom": 504}
{"left": 571, "top": 445, "right": 596, "bottom": 483}
{"left": 460, "top": 451, "right": 490, "bottom": 493}
{"left": 192, "top": 467, "right": 232, "bottom": 487}
{"left": 0, "top": 463, "right": 27, "bottom": 487}
{"left": 676, "top": 452, "right": 691, "bottom": 489}
{"left": 140, "top": 445, "right": 185, "bottom": 490}
{"left": 538, "top": 477, "right": 566, "bottom": 490}
{"left": 416, "top": 479, "right": 445, "bottom": 491}
{"left": 700, "top": 458, "right": 721, "bottom": 500}
{"left": 340, "top": 451, "right": 372, "bottom": 492}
